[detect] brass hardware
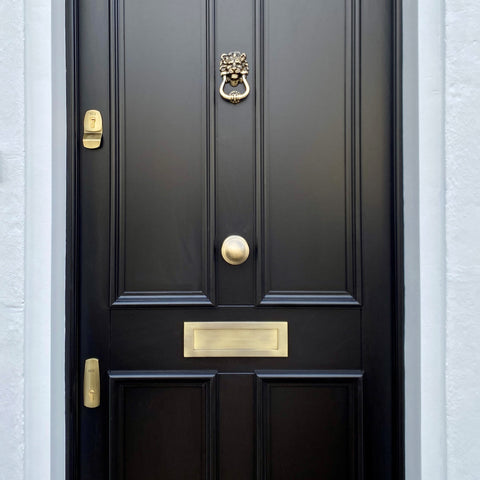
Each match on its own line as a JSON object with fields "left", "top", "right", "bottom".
{"left": 82, "top": 109, "right": 103, "bottom": 149}
{"left": 83, "top": 358, "right": 100, "bottom": 408}
{"left": 219, "top": 52, "right": 250, "bottom": 104}
{"left": 184, "top": 321, "right": 288, "bottom": 357}
{"left": 221, "top": 235, "right": 250, "bottom": 265}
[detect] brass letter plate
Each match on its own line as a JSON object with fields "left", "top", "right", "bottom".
{"left": 184, "top": 322, "right": 288, "bottom": 357}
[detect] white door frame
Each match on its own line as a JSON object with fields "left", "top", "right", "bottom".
{"left": 23, "top": 0, "right": 446, "bottom": 478}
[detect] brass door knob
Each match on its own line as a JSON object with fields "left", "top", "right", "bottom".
{"left": 221, "top": 235, "right": 250, "bottom": 265}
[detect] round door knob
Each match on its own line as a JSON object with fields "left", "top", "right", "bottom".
{"left": 221, "top": 235, "right": 250, "bottom": 265}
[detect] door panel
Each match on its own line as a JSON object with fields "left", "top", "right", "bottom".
{"left": 112, "top": 0, "right": 214, "bottom": 305}
{"left": 109, "top": 372, "right": 216, "bottom": 480}
{"left": 112, "top": 0, "right": 361, "bottom": 307}
{"left": 110, "top": 372, "right": 362, "bottom": 480}
{"left": 257, "top": 373, "right": 362, "bottom": 479}
{"left": 260, "top": 0, "right": 360, "bottom": 304}
{"left": 71, "top": 0, "right": 402, "bottom": 478}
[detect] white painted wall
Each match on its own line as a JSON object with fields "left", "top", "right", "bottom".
{"left": 445, "top": 1, "right": 480, "bottom": 478}
{"left": 0, "top": 0, "right": 64, "bottom": 478}
{"left": 404, "top": 1, "right": 480, "bottom": 479}
{"left": 0, "top": 0, "right": 25, "bottom": 478}
{"left": 0, "top": 0, "right": 479, "bottom": 478}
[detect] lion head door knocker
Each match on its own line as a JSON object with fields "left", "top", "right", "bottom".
{"left": 219, "top": 51, "right": 250, "bottom": 104}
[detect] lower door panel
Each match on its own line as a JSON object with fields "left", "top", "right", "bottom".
{"left": 109, "top": 371, "right": 363, "bottom": 480}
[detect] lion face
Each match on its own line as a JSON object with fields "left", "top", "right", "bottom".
{"left": 219, "top": 51, "right": 249, "bottom": 87}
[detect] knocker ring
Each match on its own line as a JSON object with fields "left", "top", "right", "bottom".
{"left": 219, "top": 51, "right": 250, "bottom": 104}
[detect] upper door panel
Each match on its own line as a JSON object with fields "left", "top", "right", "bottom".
{"left": 109, "top": 0, "right": 361, "bottom": 307}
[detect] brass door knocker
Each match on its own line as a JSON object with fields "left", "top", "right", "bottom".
{"left": 219, "top": 51, "right": 250, "bottom": 104}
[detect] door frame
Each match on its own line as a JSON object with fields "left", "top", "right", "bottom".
{"left": 64, "top": 1, "right": 405, "bottom": 478}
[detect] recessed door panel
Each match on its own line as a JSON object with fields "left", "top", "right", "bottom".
{"left": 257, "top": 372, "right": 363, "bottom": 480}
{"left": 111, "top": 0, "right": 214, "bottom": 305}
{"left": 109, "top": 372, "right": 216, "bottom": 480}
{"left": 258, "top": 0, "right": 361, "bottom": 305}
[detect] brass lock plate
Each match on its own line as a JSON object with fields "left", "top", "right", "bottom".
{"left": 83, "top": 109, "right": 103, "bottom": 149}
{"left": 184, "top": 322, "right": 288, "bottom": 357}
{"left": 83, "top": 358, "right": 100, "bottom": 408}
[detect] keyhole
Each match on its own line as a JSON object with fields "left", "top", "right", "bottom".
{"left": 89, "top": 117, "right": 96, "bottom": 129}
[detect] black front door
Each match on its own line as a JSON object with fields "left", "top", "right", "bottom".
{"left": 68, "top": 0, "right": 403, "bottom": 478}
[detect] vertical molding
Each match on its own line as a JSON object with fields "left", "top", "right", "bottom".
{"left": 255, "top": 371, "right": 267, "bottom": 480}
{"left": 65, "top": 0, "right": 80, "bottom": 478}
{"left": 393, "top": 0, "right": 405, "bottom": 478}
{"left": 206, "top": 0, "right": 216, "bottom": 306}
{"left": 402, "top": 0, "right": 420, "bottom": 477}
{"left": 109, "top": 0, "right": 121, "bottom": 307}
{"left": 344, "top": 0, "right": 362, "bottom": 305}
{"left": 254, "top": 0, "right": 264, "bottom": 305}
{"left": 351, "top": 0, "right": 362, "bottom": 306}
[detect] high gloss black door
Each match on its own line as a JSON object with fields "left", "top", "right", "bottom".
{"left": 70, "top": 0, "right": 402, "bottom": 478}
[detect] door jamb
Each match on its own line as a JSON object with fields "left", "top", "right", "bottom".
{"left": 393, "top": 1, "right": 405, "bottom": 478}
{"left": 65, "top": 0, "right": 80, "bottom": 477}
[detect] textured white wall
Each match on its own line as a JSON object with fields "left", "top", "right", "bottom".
{"left": 445, "top": 1, "right": 480, "bottom": 478}
{"left": 0, "top": 0, "right": 25, "bottom": 479}
{"left": 0, "top": 0, "right": 64, "bottom": 478}
{"left": 405, "top": 0, "right": 480, "bottom": 479}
